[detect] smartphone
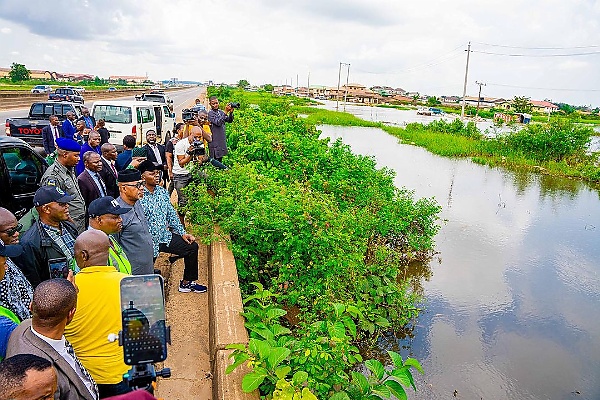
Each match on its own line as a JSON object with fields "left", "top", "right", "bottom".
{"left": 132, "top": 146, "right": 148, "bottom": 158}
{"left": 120, "top": 275, "right": 168, "bottom": 365}
{"left": 48, "top": 257, "right": 69, "bottom": 279}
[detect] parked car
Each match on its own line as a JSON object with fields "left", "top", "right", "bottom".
{"left": 31, "top": 85, "right": 52, "bottom": 94}
{"left": 107, "top": 87, "right": 117, "bottom": 92}
{"left": 417, "top": 107, "right": 432, "bottom": 116}
{"left": 429, "top": 107, "right": 443, "bottom": 115}
{"left": 135, "top": 91, "right": 173, "bottom": 105}
{"left": 75, "top": 86, "right": 86, "bottom": 93}
{"left": 91, "top": 100, "right": 175, "bottom": 148}
{"left": 0, "top": 136, "right": 48, "bottom": 218}
{"left": 48, "top": 87, "right": 85, "bottom": 104}
{"left": 4, "top": 102, "right": 83, "bottom": 148}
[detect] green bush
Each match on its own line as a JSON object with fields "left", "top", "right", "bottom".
{"left": 185, "top": 88, "right": 440, "bottom": 398}
{"left": 502, "top": 119, "right": 593, "bottom": 162}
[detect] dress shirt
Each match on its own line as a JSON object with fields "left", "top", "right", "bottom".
{"left": 85, "top": 168, "right": 107, "bottom": 196}
{"left": 149, "top": 144, "right": 163, "bottom": 164}
{"left": 102, "top": 156, "right": 117, "bottom": 177}
{"left": 139, "top": 185, "right": 185, "bottom": 257}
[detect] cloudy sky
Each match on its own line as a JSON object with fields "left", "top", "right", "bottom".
{"left": 1, "top": 0, "right": 599, "bottom": 106}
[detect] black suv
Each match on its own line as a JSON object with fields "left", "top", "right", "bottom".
{"left": 0, "top": 137, "right": 47, "bottom": 218}
{"left": 48, "top": 87, "right": 85, "bottom": 104}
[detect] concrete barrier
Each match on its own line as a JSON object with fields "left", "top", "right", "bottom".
{"left": 209, "top": 235, "right": 259, "bottom": 400}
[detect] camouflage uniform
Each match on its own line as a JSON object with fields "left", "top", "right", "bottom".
{"left": 40, "top": 161, "right": 86, "bottom": 234}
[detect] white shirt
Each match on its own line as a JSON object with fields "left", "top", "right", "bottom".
{"left": 101, "top": 156, "right": 117, "bottom": 176}
{"left": 149, "top": 144, "right": 162, "bottom": 164}
{"left": 173, "top": 139, "right": 191, "bottom": 175}
{"left": 30, "top": 326, "right": 97, "bottom": 399}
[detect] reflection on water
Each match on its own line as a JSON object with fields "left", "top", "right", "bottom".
{"left": 319, "top": 124, "right": 600, "bottom": 400}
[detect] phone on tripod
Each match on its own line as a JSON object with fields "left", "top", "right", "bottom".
{"left": 119, "top": 275, "right": 171, "bottom": 391}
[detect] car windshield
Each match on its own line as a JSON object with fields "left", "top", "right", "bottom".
{"left": 143, "top": 95, "right": 165, "bottom": 102}
{"left": 93, "top": 105, "right": 132, "bottom": 124}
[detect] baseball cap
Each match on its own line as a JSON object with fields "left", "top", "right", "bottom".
{"left": 0, "top": 242, "right": 23, "bottom": 258}
{"left": 33, "top": 186, "right": 75, "bottom": 207}
{"left": 137, "top": 160, "right": 162, "bottom": 174}
{"left": 88, "top": 196, "right": 131, "bottom": 217}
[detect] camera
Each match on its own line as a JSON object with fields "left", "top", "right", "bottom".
{"left": 228, "top": 102, "right": 241, "bottom": 109}
{"left": 181, "top": 108, "right": 197, "bottom": 122}
{"left": 188, "top": 139, "right": 206, "bottom": 157}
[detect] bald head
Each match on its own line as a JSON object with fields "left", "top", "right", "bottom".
{"left": 74, "top": 230, "right": 110, "bottom": 269}
{"left": 32, "top": 279, "right": 77, "bottom": 328}
{"left": 0, "top": 207, "right": 16, "bottom": 229}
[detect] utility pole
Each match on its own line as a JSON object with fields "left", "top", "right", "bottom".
{"left": 343, "top": 63, "right": 350, "bottom": 112}
{"left": 336, "top": 62, "right": 342, "bottom": 111}
{"left": 475, "top": 81, "right": 486, "bottom": 118}
{"left": 307, "top": 72, "right": 310, "bottom": 98}
{"left": 461, "top": 41, "right": 471, "bottom": 119}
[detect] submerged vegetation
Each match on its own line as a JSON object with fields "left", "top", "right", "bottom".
{"left": 185, "top": 88, "right": 440, "bottom": 399}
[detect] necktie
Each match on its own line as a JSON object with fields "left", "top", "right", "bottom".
{"left": 54, "top": 126, "right": 59, "bottom": 139}
{"left": 111, "top": 162, "right": 117, "bottom": 177}
{"left": 64, "top": 339, "right": 99, "bottom": 399}
{"left": 95, "top": 173, "right": 107, "bottom": 196}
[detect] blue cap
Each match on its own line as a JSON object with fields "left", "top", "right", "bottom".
{"left": 88, "top": 196, "right": 131, "bottom": 217}
{"left": 33, "top": 185, "right": 75, "bottom": 206}
{"left": 56, "top": 137, "right": 81, "bottom": 152}
{"left": 0, "top": 242, "right": 22, "bottom": 258}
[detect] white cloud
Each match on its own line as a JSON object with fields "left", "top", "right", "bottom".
{"left": 0, "top": 27, "right": 11, "bottom": 34}
{"left": 0, "top": 0, "right": 599, "bottom": 105}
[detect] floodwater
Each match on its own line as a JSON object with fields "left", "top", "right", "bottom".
{"left": 319, "top": 124, "right": 600, "bottom": 400}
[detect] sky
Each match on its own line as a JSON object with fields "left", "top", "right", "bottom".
{"left": 1, "top": 0, "right": 599, "bottom": 107}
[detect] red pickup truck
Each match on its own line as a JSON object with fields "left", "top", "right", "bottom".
{"left": 4, "top": 102, "right": 83, "bottom": 148}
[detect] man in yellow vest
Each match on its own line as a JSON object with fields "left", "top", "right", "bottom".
{"left": 87, "top": 197, "right": 132, "bottom": 275}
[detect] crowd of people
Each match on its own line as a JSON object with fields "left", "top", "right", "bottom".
{"left": 0, "top": 96, "right": 234, "bottom": 399}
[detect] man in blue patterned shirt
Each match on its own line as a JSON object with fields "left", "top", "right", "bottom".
{"left": 138, "top": 160, "right": 206, "bottom": 293}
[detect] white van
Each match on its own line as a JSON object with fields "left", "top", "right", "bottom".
{"left": 91, "top": 100, "right": 175, "bottom": 147}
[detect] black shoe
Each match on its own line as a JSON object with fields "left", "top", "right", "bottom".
{"left": 168, "top": 255, "right": 183, "bottom": 264}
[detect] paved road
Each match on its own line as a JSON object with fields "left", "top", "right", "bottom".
{"left": 1, "top": 86, "right": 204, "bottom": 127}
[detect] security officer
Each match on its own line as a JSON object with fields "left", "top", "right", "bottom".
{"left": 40, "top": 138, "right": 86, "bottom": 234}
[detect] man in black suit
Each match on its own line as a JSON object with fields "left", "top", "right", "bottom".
{"left": 6, "top": 279, "right": 98, "bottom": 400}
{"left": 41, "top": 115, "right": 64, "bottom": 155}
{"left": 98, "top": 143, "right": 119, "bottom": 198}
{"left": 77, "top": 152, "right": 107, "bottom": 227}
{"left": 142, "top": 130, "right": 167, "bottom": 186}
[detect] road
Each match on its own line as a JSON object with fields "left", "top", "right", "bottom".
{"left": 1, "top": 86, "right": 204, "bottom": 126}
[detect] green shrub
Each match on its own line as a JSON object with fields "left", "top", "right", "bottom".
{"left": 502, "top": 119, "right": 593, "bottom": 162}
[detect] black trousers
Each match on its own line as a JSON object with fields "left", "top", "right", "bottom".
{"left": 159, "top": 233, "right": 199, "bottom": 281}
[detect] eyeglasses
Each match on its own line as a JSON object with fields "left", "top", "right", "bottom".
{"left": 122, "top": 181, "right": 144, "bottom": 189}
{"left": 1, "top": 223, "right": 23, "bottom": 236}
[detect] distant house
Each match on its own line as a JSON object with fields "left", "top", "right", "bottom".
{"left": 391, "top": 95, "right": 413, "bottom": 104}
{"left": 530, "top": 100, "right": 559, "bottom": 113}
{"left": 441, "top": 95, "right": 460, "bottom": 104}
{"left": 463, "top": 96, "right": 506, "bottom": 108}
{"left": 109, "top": 75, "right": 148, "bottom": 84}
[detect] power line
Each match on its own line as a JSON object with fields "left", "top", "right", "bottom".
{"left": 473, "top": 41, "right": 600, "bottom": 50}
{"left": 471, "top": 50, "right": 600, "bottom": 57}
{"left": 354, "top": 43, "right": 466, "bottom": 75}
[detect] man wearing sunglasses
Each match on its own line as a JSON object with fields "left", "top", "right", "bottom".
{"left": 114, "top": 169, "right": 154, "bottom": 275}
{"left": 0, "top": 208, "right": 34, "bottom": 324}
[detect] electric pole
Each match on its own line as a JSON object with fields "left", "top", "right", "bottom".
{"left": 336, "top": 62, "right": 342, "bottom": 111}
{"left": 307, "top": 72, "right": 310, "bottom": 98}
{"left": 475, "top": 81, "right": 486, "bottom": 118}
{"left": 461, "top": 42, "right": 471, "bottom": 119}
{"left": 343, "top": 63, "right": 350, "bottom": 112}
